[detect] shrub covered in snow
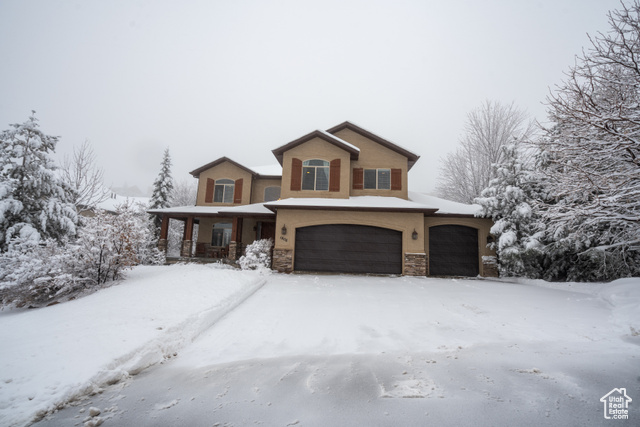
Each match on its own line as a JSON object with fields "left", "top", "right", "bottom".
{"left": 0, "top": 203, "right": 164, "bottom": 308}
{"left": 238, "top": 239, "right": 273, "bottom": 271}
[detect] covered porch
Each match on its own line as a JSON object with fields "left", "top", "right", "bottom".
{"left": 148, "top": 204, "right": 276, "bottom": 263}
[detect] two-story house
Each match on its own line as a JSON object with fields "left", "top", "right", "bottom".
{"left": 148, "top": 121, "right": 497, "bottom": 277}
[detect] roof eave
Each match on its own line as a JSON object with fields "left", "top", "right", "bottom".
{"left": 190, "top": 156, "right": 258, "bottom": 178}
{"left": 264, "top": 203, "right": 437, "bottom": 215}
{"left": 272, "top": 130, "right": 360, "bottom": 165}
{"left": 326, "top": 121, "right": 420, "bottom": 170}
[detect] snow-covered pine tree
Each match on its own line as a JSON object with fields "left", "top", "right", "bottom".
{"left": 538, "top": 1, "right": 640, "bottom": 281}
{"left": 476, "top": 142, "right": 546, "bottom": 277}
{"left": 0, "top": 112, "right": 78, "bottom": 251}
{"left": 149, "top": 148, "right": 174, "bottom": 237}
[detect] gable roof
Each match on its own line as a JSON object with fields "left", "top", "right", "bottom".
{"left": 326, "top": 121, "right": 420, "bottom": 170}
{"left": 190, "top": 156, "right": 282, "bottom": 179}
{"left": 271, "top": 129, "right": 360, "bottom": 165}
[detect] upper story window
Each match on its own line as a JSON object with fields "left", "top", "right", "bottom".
{"left": 214, "top": 179, "right": 235, "bottom": 203}
{"left": 302, "top": 159, "right": 329, "bottom": 191}
{"left": 264, "top": 186, "right": 281, "bottom": 202}
{"left": 364, "top": 168, "right": 391, "bottom": 190}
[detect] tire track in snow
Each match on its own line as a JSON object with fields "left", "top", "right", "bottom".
{"left": 34, "top": 277, "right": 269, "bottom": 425}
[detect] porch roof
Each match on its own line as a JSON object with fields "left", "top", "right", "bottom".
{"left": 264, "top": 196, "right": 438, "bottom": 214}
{"left": 147, "top": 202, "right": 275, "bottom": 218}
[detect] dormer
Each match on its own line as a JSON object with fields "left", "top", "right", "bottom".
{"left": 272, "top": 130, "right": 359, "bottom": 199}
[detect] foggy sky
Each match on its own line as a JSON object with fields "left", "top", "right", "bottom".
{"left": 0, "top": 0, "right": 618, "bottom": 195}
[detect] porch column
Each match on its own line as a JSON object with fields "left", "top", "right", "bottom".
{"left": 181, "top": 216, "right": 194, "bottom": 258}
{"left": 158, "top": 215, "right": 169, "bottom": 253}
{"left": 228, "top": 217, "right": 243, "bottom": 260}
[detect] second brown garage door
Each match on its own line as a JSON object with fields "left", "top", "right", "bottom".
{"left": 428, "top": 225, "right": 479, "bottom": 276}
{"left": 294, "top": 224, "right": 402, "bottom": 274}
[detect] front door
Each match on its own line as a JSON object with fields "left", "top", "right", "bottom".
{"left": 259, "top": 221, "right": 276, "bottom": 240}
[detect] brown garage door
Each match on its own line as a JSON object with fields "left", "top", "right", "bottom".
{"left": 429, "top": 225, "right": 479, "bottom": 276}
{"left": 294, "top": 224, "right": 402, "bottom": 274}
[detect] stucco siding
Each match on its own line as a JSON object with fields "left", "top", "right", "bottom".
{"left": 332, "top": 128, "right": 409, "bottom": 199}
{"left": 280, "top": 138, "right": 351, "bottom": 200}
{"left": 195, "top": 161, "right": 253, "bottom": 206}
{"left": 251, "top": 177, "right": 282, "bottom": 203}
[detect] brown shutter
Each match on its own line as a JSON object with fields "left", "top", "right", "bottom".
{"left": 290, "top": 158, "right": 302, "bottom": 191}
{"left": 205, "top": 178, "right": 215, "bottom": 203}
{"left": 391, "top": 169, "right": 402, "bottom": 190}
{"left": 329, "top": 159, "right": 341, "bottom": 192}
{"left": 353, "top": 168, "right": 364, "bottom": 190}
{"left": 233, "top": 178, "right": 243, "bottom": 204}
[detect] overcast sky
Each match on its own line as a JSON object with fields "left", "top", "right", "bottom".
{"left": 0, "top": 0, "right": 618, "bottom": 196}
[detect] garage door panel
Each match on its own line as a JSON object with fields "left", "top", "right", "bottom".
{"left": 295, "top": 224, "right": 402, "bottom": 274}
{"left": 429, "top": 225, "right": 478, "bottom": 277}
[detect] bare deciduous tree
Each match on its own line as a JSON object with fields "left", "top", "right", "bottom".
{"left": 170, "top": 178, "right": 198, "bottom": 207}
{"left": 436, "top": 100, "right": 536, "bottom": 204}
{"left": 534, "top": 0, "right": 640, "bottom": 279}
{"left": 168, "top": 178, "right": 198, "bottom": 257}
{"left": 60, "top": 140, "right": 109, "bottom": 211}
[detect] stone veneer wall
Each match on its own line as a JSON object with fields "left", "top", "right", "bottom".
{"left": 272, "top": 248, "right": 293, "bottom": 273}
{"left": 158, "top": 239, "right": 168, "bottom": 254}
{"left": 227, "top": 241, "right": 247, "bottom": 261}
{"left": 482, "top": 256, "right": 499, "bottom": 278}
{"left": 180, "top": 240, "right": 192, "bottom": 258}
{"left": 404, "top": 253, "right": 427, "bottom": 276}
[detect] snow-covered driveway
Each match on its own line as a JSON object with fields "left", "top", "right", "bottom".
{"left": 2, "top": 266, "right": 638, "bottom": 426}
{"left": 29, "top": 271, "right": 639, "bottom": 427}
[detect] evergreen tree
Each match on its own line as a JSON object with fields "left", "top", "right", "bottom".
{"left": 475, "top": 142, "right": 546, "bottom": 277}
{"left": 0, "top": 112, "right": 77, "bottom": 251}
{"left": 149, "top": 148, "right": 174, "bottom": 236}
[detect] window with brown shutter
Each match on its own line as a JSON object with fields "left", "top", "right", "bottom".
{"left": 233, "top": 178, "right": 243, "bottom": 203}
{"left": 291, "top": 158, "right": 302, "bottom": 191}
{"left": 205, "top": 178, "right": 215, "bottom": 203}
{"left": 329, "top": 159, "right": 341, "bottom": 192}
{"left": 391, "top": 169, "right": 402, "bottom": 190}
{"left": 353, "top": 168, "right": 364, "bottom": 190}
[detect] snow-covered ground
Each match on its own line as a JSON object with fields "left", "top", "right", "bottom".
{"left": 0, "top": 265, "right": 266, "bottom": 427}
{"left": 1, "top": 266, "right": 638, "bottom": 426}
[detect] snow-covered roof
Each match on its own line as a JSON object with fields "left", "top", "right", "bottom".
{"left": 148, "top": 195, "right": 481, "bottom": 217}
{"left": 147, "top": 205, "right": 224, "bottom": 216}
{"left": 248, "top": 164, "right": 282, "bottom": 177}
{"left": 317, "top": 129, "right": 361, "bottom": 152}
{"left": 219, "top": 202, "right": 275, "bottom": 216}
{"left": 264, "top": 196, "right": 438, "bottom": 213}
{"left": 147, "top": 203, "right": 275, "bottom": 217}
{"left": 408, "top": 191, "right": 481, "bottom": 216}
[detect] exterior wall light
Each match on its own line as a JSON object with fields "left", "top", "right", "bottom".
{"left": 412, "top": 229, "right": 418, "bottom": 240}
{"left": 281, "top": 224, "right": 287, "bottom": 235}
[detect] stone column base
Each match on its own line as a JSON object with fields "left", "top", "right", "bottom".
{"left": 180, "top": 240, "right": 192, "bottom": 258}
{"left": 158, "top": 239, "right": 168, "bottom": 253}
{"left": 272, "top": 248, "right": 293, "bottom": 273}
{"left": 404, "top": 253, "right": 427, "bottom": 276}
{"left": 228, "top": 241, "right": 238, "bottom": 261}
{"left": 482, "top": 256, "right": 499, "bottom": 277}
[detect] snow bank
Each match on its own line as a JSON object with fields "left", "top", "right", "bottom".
{"left": 598, "top": 278, "right": 640, "bottom": 339}
{"left": 0, "top": 264, "right": 265, "bottom": 427}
